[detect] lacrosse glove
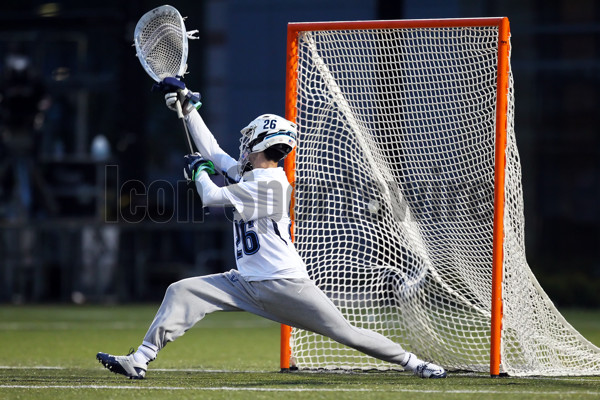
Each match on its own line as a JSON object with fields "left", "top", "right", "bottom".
{"left": 184, "top": 153, "right": 215, "bottom": 181}
{"left": 154, "top": 77, "right": 202, "bottom": 116}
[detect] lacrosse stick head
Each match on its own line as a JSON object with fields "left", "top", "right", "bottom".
{"left": 134, "top": 5, "right": 188, "bottom": 82}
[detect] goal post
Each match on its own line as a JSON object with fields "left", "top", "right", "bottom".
{"left": 490, "top": 16, "right": 510, "bottom": 377}
{"left": 282, "top": 17, "right": 600, "bottom": 377}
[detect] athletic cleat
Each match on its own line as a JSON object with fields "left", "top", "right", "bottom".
{"left": 96, "top": 350, "right": 148, "bottom": 379}
{"left": 414, "top": 362, "right": 447, "bottom": 379}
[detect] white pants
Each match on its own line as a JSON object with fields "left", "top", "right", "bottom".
{"left": 143, "top": 269, "right": 407, "bottom": 365}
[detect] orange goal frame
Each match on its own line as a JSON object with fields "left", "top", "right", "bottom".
{"left": 282, "top": 17, "right": 511, "bottom": 377}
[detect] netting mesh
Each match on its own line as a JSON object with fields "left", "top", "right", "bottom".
{"left": 135, "top": 6, "right": 186, "bottom": 82}
{"left": 289, "top": 25, "right": 600, "bottom": 376}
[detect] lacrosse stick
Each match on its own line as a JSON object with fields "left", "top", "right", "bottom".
{"left": 134, "top": 4, "right": 200, "bottom": 152}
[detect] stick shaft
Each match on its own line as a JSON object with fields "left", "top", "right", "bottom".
{"left": 181, "top": 116, "right": 194, "bottom": 153}
{"left": 176, "top": 99, "right": 195, "bottom": 153}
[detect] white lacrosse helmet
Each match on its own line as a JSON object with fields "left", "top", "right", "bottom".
{"left": 238, "top": 114, "right": 297, "bottom": 174}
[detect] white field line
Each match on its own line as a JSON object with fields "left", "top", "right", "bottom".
{"left": 0, "top": 366, "right": 65, "bottom": 369}
{"left": 0, "top": 366, "right": 599, "bottom": 381}
{"left": 0, "top": 320, "right": 274, "bottom": 331}
{"left": 0, "top": 366, "right": 254, "bottom": 373}
{"left": 0, "top": 368, "right": 598, "bottom": 394}
{"left": 0, "top": 322, "right": 141, "bottom": 330}
{"left": 0, "top": 365, "right": 600, "bottom": 387}
{"left": 0, "top": 384, "right": 599, "bottom": 396}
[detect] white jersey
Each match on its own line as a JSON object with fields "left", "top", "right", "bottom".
{"left": 185, "top": 111, "right": 309, "bottom": 281}
{"left": 223, "top": 168, "right": 308, "bottom": 281}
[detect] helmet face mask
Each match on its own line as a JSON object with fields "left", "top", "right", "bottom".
{"left": 238, "top": 143, "right": 252, "bottom": 174}
{"left": 238, "top": 114, "right": 297, "bottom": 175}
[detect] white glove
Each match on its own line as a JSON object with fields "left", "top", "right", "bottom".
{"left": 165, "top": 90, "right": 201, "bottom": 116}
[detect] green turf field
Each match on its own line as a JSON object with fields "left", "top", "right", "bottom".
{"left": 0, "top": 305, "right": 599, "bottom": 399}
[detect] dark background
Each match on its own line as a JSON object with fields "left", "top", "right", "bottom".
{"left": 0, "top": 0, "right": 598, "bottom": 306}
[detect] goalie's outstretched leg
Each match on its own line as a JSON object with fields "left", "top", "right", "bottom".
{"left": 256, "top": 278, "right": 447, "bottom": 379}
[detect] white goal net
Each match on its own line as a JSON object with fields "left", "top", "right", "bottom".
{"left": 286, "top": 19, "right": 600, "bottom": 376}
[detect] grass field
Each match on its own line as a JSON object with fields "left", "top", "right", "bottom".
{"left": 0, "top": 305, "right": 599, "bottom": 399}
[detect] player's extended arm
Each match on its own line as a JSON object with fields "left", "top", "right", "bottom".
{"left": 195, "top": 172, "right": 233, "bottom": 207}
{"left": 185, "top": 111, "right": 239, "bottom": 182}
{"left": 160, "top": 78, "right": 239, "bottom": 182}
{"left": 183, "top": 153, "right": 234, "bottom": 207}
{"left": 184, "top": 153, "right": 287, "bottom": 219}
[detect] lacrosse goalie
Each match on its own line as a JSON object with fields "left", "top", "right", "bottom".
{"left": 96, "top": 78, "right": 447, "bottom": 380}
